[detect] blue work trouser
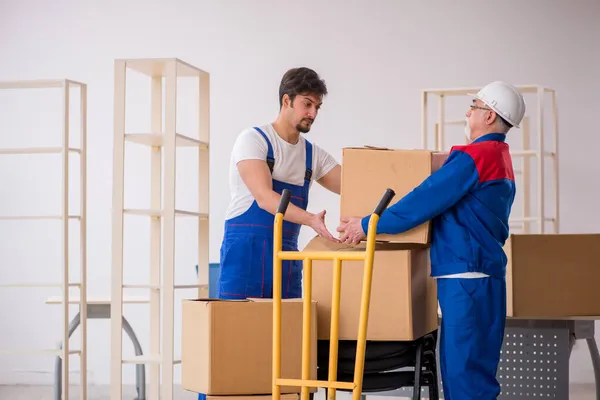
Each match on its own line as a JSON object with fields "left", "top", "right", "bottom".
{"left": 437, "top": 276, "right": 506, "bottom": 399}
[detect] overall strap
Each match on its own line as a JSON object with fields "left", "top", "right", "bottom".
{"left": 253, "top": 126, "right": 275, "bottom": 173}
{"left": 304, "top": 139, "right": 313, "bottom": 185}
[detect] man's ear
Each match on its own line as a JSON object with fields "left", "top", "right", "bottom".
{"left": 282, "top": 94, "right": 290, "bottom": 108}
{"left": 486, "top": 110, "right": 497, "bottom": 126}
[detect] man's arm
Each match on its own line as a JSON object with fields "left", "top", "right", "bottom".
{"left": 238, "top": 159, "right": 314, "bottom": 225}
{"left": 360, "top": 150, "right": 480, "bottom": 235}
{"left": 317, "top": 164, "right": 341, "bottom": 194}
{"left": 237, "top": 159, "right": 338, "bottom": 241}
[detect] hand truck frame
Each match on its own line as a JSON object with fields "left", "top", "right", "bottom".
{"left": 272, "top": 188, "right": 395, "bottom": 400}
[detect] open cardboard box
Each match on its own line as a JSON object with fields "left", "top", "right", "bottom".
{"left": 181, "top": 298, "right": 317, "bottom": 395}
{"left": 340, "top": 146, "right": 448, "bottom": 244}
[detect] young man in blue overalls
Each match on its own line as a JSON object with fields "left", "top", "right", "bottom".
{"left": 217, "top": 67, "right": 341, "bottom": 300}
{"left": 198, "top": 68, "right": 341, "bottom": 399}
{"left": 337, "top": 81, "right": 526, "bottom": 400}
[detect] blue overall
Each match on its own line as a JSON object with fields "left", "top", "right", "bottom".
{"left": 197, "top": 128, "right": 312, "bottom": 399}
{"left": 360, "top": 134, "right": 515, "bottom": 399}
{"left": 216, "top": 126, "right": 312, "bottom": 300}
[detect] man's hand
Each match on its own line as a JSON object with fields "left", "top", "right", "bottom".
{"left": 308, "top": 210, "right": 340, "bottom": 243}
{"left": 337, "top": 216, "right": 366, "bottom": 245}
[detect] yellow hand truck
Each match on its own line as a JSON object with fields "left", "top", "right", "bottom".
{"left": 272, "top": 188, "right": 396, "bottom": 400}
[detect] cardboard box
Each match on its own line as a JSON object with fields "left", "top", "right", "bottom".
{"left": 340, "top": 146, "right": 448, "bottom": 244}
{"left": 304, "top": 236, "right": 438, "bottom": 341}
{"left": 182, "top": 298, "right": 317, "bottom": 395}
{"left": 505, "top": 233, "right": 600, "bottom": 318}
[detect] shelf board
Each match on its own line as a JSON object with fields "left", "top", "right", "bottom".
{"left": 174, "top": 284, "right": 209, "bottom": 290}
{"left": 0, "top": 147, "right": 81, "bottom": 155}
{"left": 0, "top": 79, "right": 86, "bottom": 90}
{"left": 122, "top": 284, "right": 161, "bottom": 290}
{"left": 509, "top": 217, "right": 555, "bottom": 223}
{"left": 120, "top": 284, "right": 208, "bottom": 291}
{"left": 0, "top": 215, "right": 81, "bottom": 221}
{"left": 118, "top": 58, "right": 208, "bottom": 78}
{"left": 45, "top": 295, "right": 150, "bottom": 305}
{"left": 422, "top": 85, "right": 553, "bottom": 96}
{"left": 510, "top": 150, "right": 556, "bottom": 158}
{"left": 123, "top": 209, "right": 208, "bottom": 219}
{"left": 122, "top": 355, "right": 162, "bottom": 364}
{"left": 0, "top": 349, "right": 80, "bottom": 357}
{"left": 0, "top": 282, "right": 81, "bottom": 288}
{"left": 121, "top": 355, "right": 181, "bottom": 365}
{"left": 125, "top": 133, "right": 208, "bottom": 149}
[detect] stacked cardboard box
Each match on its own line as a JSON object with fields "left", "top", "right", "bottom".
{"left": 305, "top": 146, "right": 448, "bottom": 342}
{"left": 338, "top": 146, "right": 449, "bottom": 244}
{"left": 181, "top": 298, "right": 317, "bottom": 397}
{"left": 319, "top": 145, "right": 600, "bottom": 324}
{"left": 305, "top": 237, "right": 438, "bottom": 341}
{"left": 179, "top": 148, "right": 447, "bottom": 397}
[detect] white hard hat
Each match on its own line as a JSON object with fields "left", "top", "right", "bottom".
{"left": 468, "top": 81, "right": 526, "bottom": 128}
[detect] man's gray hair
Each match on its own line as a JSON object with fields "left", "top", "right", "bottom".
{"left": 494, "top": 113, "right": 512, "bottom": 133}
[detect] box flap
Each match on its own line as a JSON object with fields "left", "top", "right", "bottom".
{"left": 344, "top": 145, "right": 391, "bottom": 151}
{"left": 185, "top": 298, "right": 250, "bottom": 303}
{"left": 206, "top": 395, "right": 300, "bottom": 400}
{"left": 303, "top": 236, "right": 428, "bottom": 252}
{"left": 343, "top": 146, "right": 433, "bottom": 154}
{"left": 184, "top": 298, "right": 310, "bottom": 304}
{"left": 247, "top": 297, "right": 305, "bottom": 303}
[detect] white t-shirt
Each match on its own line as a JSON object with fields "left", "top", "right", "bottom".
{"left": 224, "top": 123, "right": 339, "bottom": 220}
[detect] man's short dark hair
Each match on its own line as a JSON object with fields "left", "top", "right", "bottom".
{"left": 278, "top": 67, "right": 328, "bottom": 108}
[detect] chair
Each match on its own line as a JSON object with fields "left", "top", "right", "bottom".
{"left": 316, "top": 330, "right": 439, "bottom": 400}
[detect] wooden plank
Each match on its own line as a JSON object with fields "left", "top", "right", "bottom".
{"left": 110, "top": 59, "right": 127, "bottom": 400}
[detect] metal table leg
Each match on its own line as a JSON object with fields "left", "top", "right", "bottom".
{"left": 587, "top": 337, "right": 600, "bottom": 400}
{"left": 122, "top": 316, "right": 146, "bottom": 400}
{"left": 54, "top": 313, "right": 81, "bottom": 400}
{"left": 53, "top": 306, "right": 146, "bottom": 400}
{"left": 571, "top": 320, "right": 600, "bottom": 400}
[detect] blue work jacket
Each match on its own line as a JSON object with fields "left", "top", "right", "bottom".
{"left": 361, "top": 133, "right": 516, "bottom": 278}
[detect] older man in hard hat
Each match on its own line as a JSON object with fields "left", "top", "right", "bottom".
{"left": 337, "top": 81, "right": 526, "bottom": 399}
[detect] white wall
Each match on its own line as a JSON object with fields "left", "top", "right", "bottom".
{"left": 1, "top": 0, "right": 599, "bottom": 388}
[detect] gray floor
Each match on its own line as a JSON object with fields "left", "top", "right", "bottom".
{"left": 0, "top": 385, "right": 597, "bottom": 399}
{"left": 0, "top": 384, "right": 196, "bottom": 400}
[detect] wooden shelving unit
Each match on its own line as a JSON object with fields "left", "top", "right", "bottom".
{"left": 110, "top": 58, "right": 210, "bottom": 400}
{"left": 0, "top": 78, "right": 88, "bottom": 400}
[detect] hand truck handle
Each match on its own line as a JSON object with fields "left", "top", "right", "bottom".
{"left": 277, "top": 189, "right": 292, "bottom": 215}
{"left": 373, "top": 188, "right": 395, "bottom": 216}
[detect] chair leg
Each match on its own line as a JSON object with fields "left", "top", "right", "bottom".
{"left": 429, "top": 382, "right": 439, "bottom": 400}
{"left": 428, "top": 350, "right": 440, "bottom": 400}
{"left": 412, "top": 342, "right": 423, "bottom": 400}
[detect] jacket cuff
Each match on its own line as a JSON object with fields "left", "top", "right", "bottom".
{"left": 361, "top": 216, "right": 370, "bottom": 235}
